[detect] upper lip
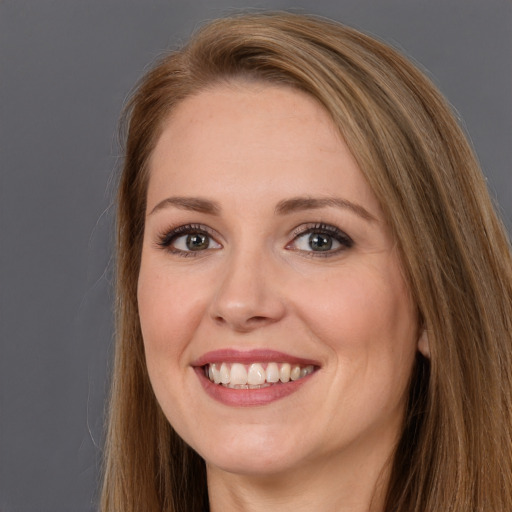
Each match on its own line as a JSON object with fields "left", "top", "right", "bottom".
{"left": 191, "top": 349, "right": 320, "bottom": 367}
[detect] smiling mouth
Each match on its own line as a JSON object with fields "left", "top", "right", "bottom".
{"left": 204, "top": 362, "right": 316, "bottom": 389}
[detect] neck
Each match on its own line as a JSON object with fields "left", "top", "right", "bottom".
{"left": 206, "top": 439, "right": 394, "bottom": 512}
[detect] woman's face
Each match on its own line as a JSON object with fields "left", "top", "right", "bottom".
{"left": 138, "top": 82, "right": 421, "bottom": 478}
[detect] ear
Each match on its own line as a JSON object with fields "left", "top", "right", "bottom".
{"left": 417, "top": 329, "right": 430, "bottom": 359}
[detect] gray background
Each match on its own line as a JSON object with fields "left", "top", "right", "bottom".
{"left": 1, "top": 1, "right": 510, "bottom": 511}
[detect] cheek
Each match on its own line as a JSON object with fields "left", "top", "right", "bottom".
{"left": 136, "top": 258, "right": 211, "bottom": 428}
{"left": 137, "top": 258, "right": 207, "bottom": 365}
{"left": 293, "top": 261, "right": 417, "bottom": 389}
{"left": 300, "top": 267, "right": 412, "bottom": 337}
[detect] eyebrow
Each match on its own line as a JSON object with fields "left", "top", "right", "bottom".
{"left": 275, "top": 196, "right": 377, "bottom": 222}
{"left": 149, "top": 196, "right": 221, "bottom": 216}
{"left": 148, "top": 195, "right": 376, "bottom": 222}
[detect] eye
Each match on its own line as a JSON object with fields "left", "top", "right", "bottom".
{"left": 157, "top": 224, "right": 222, "bottom": 256}
{"left": 288, "top": 223, "right": 353, "bottom": 255}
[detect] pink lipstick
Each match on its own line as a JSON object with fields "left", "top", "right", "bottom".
{"left": 192, "top": 349, "right": 319, "bottom": 407}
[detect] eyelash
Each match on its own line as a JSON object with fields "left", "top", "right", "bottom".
{"left": 156, "top": 224, "right": 220, "bottom": 257}
{"left": 288, "top": 223, "right": 354, "bottom": 257}
{"left": 156, "top": 222, "right": 354, "bottom": 257}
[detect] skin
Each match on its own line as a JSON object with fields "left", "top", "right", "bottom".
{"left": 138, "top": 82, "right": 423, "bottom": 512}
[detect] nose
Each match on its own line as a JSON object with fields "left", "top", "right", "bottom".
{"left": 209, "top": 247, "right": 286, "bottom": 333}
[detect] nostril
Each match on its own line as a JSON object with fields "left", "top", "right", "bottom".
{"left": 249, "top": 316, "right": 268, "bottom": 322}
{"left": 213, "top": 313, "right": 276, "bottom": 333}
{"left": 209, "top": 289, "right": 286, "bottom": 331}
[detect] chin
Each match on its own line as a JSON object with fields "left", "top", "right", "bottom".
{"left": 190, "top": 424, "right": 308, "bottom": 476}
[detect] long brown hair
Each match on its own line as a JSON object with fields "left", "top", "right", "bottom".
{"left": 101, "top": 12, "right": 512, "bottom": 512}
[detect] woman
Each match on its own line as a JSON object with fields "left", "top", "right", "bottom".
{"left": 101, "top": 12, "right": 512, "bottom": 512}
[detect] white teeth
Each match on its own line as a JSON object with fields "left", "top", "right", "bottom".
{"left": 211, "top": 363, "right": 221, "bottom": 384}
{"left": 266, "top": 362, "right": 280, "bottom": 383}
{"left": 248, "top": 363, "right": 266, "bottom": 385}
{"left": 290, "top": 365, "right": 301, "bottom": 381}
{"left": 205, "top": 361, "right": 316, "bottom": 386}
{"left": 279, "top": 363, "right": 291, "bottom": 383}
{"left": 230, "top": 363, "right": 248, "bottom": 385}
{"left": 301, "top": 365, "right": 315, "bottom": 378}
{"left": 220, "top": 363, "right": 230, "bottom": 384}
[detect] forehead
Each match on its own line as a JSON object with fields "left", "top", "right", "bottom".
{"left": 153, "top": 81, "right": 344, "bottom": 157}
{"left": 146, "top": 82, "right": 380, "bottom": 216}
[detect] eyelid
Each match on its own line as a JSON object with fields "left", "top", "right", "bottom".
{"left": 291, "top": 222, "right": 348, "bottom": 238}
{"left": 156, "top": 223, "right": 222, "bottom": 253}
{"left": 154, "top": 221, "right": 352, "bottom": 257}
{"left": 287, "top": 222, "right": 354, "bottom": 255}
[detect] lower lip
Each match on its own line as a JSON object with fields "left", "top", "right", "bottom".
{"left": 194, "top": 367, "right": 312, "bottom": 407}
